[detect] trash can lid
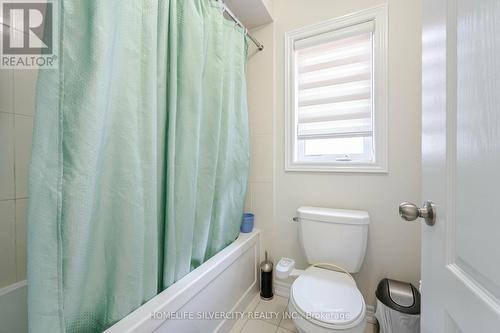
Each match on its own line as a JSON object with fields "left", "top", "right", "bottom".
{"left": 376, "top": 278, "right": 420, "bottom": 315}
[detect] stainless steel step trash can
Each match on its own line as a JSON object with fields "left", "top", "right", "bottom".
{"left": 375, "top": 278, "right": 420, "bottom": 333}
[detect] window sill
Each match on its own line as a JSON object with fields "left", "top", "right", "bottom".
{"left": 285, "top": 162, "right": 388, "bottom": 173}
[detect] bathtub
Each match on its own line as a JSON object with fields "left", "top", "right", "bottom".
{"left": 105, "top": 229, "right": 261, "bottom": 333}
{"left": 0, "top": 280, "right": 27, "bottom": 333}
{"left": 0, "top": 230, "right": 259, "bottom": 333}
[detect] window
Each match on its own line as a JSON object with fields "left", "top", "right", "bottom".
{"left": 285, "top": 6, "right": 387, "bottom": 172}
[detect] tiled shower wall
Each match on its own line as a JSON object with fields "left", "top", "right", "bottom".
{"left": 0, "top": 69, "right": 37, "bottom": 288}
{"left": 245, "top": 23, "right": 275, "bottom": 261}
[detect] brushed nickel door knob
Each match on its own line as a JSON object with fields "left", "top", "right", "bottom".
{"left": 399, "top": 201, "right": 436, "bottom": 226}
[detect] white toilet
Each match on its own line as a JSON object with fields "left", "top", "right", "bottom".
{"left": 279, "top": 206, "right": 370, "bottom": 333}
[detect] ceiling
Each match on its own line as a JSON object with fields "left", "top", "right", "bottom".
{"left": 224, "top": 0, "right": 273, "bottom": 30}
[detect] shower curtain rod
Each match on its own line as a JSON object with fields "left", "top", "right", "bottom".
{"left": 220, "top": 2, "right": 264, "bottom": 51}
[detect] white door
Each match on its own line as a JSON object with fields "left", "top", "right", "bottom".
{"left": 418, "top": 0, "right": 500, "bottom": 331}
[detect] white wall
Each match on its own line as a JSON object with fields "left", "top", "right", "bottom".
{"left": 247, "top": 0, "right": 422, "bottom": 306}
{"left": 245, "top": 22, "right": 275, "bottom": 261}
{"left": 0, "top": 69, "right": 37, "bottom": 288}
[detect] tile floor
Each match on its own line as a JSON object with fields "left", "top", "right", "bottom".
{"left": 230, "top": 295, "right": 377, "bottom": 333}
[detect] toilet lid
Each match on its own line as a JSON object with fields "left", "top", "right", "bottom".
{"left": 291, "top": 266, "right": 365, "bottom": 327}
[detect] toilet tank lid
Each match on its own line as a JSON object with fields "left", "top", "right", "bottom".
{"left": 297, "top": 206, "right": 370, "bottom": 225}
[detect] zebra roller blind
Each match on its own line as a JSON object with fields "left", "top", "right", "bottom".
{"left": 295, "top": 21, "right": 374, "bottom": 144}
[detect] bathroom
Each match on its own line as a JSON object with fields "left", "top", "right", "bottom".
{"left": 0, "top": 0, "right": 499, "bottom": 332}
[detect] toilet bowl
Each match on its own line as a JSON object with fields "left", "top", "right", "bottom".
{"left": 279, "top": 206, "right": 370, "bottom": 333}
{"left": 288, "top": 266, "right": 366, "bottom": 333}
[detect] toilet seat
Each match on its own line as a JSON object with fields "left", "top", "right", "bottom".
{"left": 290, "top": 266, "right": 365, "bottom": 330}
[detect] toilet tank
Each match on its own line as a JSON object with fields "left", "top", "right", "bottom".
{"left": 297, "top": 206, "right": 369, "bottom": 273}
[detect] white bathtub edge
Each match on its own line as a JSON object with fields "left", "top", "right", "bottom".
{"left": 105, "top": 229, "right": 261, "bottom": 333}
{"left": 0, "top": 279, "right": 28, "bottom": 333}
{"left": 0, "top": 280, "right": 27, "bottom": 297}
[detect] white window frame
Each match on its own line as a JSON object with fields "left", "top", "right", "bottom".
{"left": 285, "top": 5, "right": 388, "bottom": 173}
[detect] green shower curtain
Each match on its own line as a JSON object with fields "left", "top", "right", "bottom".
{"left": 162, "top": 0, "right": 250, "bottom": 287}
{"left": 27, "top": 0, "right": 249, "bottom": 332}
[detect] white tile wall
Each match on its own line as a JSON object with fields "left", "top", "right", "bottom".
{"left": 250, "top": 134, "right": 273, "bottom": 183}
{"left": 246, "top": 24, "right": 275, "bottom": 261}
{"left": 15, "top": 199, "right": 28, "bottom": 280}
{"left": 0, "top": 200, "right": 17, "bottom": 287}
{"left": 14, "top": 116, "right": 34, "bottom": 199}
{"left": 251, "top": 181, "right": 273, "bottom": 260}
{"left": 0, "top": 69, "right": 37, "bottom": 288}
{"left": 0, "top": 112, "right": 15, "bottom": 200}
{"left": 14, "top": 70, "right": 38, "bottom": 117}
{"left": 0, "top": 70, "right": 14, "bottom": 113}
{"left": 244, "top": 183, "right": 253, "bottom": 212}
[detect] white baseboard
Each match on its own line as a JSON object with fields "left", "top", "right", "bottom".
{"left": 274, "top": 279, "right": 377, "bottom": 325}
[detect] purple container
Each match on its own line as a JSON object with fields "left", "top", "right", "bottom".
{"left": 240, "top": 213, "right": 254, "bottom": 233}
